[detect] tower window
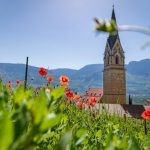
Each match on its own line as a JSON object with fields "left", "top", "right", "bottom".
{"left": 115, "top": 55, "right": 119, "bottom": 64}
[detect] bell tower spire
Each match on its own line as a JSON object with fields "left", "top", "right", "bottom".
{"left": 103, "top": 6, "right": 126, "bottom": 104}
{"left": 111, "top": 5, "right": 116, "bottom": 22}
{"left": 107, "top": 6, "right": 119, "bottom": 49}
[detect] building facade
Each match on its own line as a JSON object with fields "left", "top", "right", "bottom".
{"left": 103, "top": 7, "right": 126, "bottom": 104}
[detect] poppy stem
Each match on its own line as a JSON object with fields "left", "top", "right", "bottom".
{"left": 144, "top": 119, "right": 147, "bottom": 135}
{"left": 24, "top": 57, "right": 29, "bottom": 90}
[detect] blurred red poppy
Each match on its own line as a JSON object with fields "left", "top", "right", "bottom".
{"left": 47, "top": 76, "right": 54, "bottom": 82}
{"left": 142, "top": 108, "right": 150, "bottom": 120}
{"left": 90, "top": 102, "right": 95, "bottom": 107}
{"left": 38, "top": 67, "right": 47, "bottom": 76}
{"left": 90, "top": 97, "right": 96, "bottom": 103}
{"left": 59, "top": 75, "right": 69, "bottom": 85}
{"left": 87, "top": 98, "right": 96, "bottom": 107}
{"left": 77, "top": 102, "right": 85, "bottom": 108}
{"left": 16, "top": 80, "right": 21, "bottom": 85}
{"left": 65, "top": 91, "right": 74, "bottom": 99}
{"left": 74, "top": 94, "right": 81, "bottom": 100}
{"left": 47, "top": 86, "right": 51, "bottom": 90}
{"left": 36, "top": 86, "right": 41, "bottom": 91}
{"left": 7, "top": 83, "right": 12, "bottom": 89}
{"left": 31, "top": 77, "right": 34, "bottom": 80}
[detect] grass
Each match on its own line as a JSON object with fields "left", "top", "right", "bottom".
{"left": 0, "top": 79, "right": 150, "bottom": 150}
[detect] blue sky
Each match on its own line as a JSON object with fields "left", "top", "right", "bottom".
{"left": 0, "top": 0, "right": 150, "bottom": 69}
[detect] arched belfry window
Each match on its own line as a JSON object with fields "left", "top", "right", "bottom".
{"left": 115, "top": 55, "right": 119, "bottom": 64}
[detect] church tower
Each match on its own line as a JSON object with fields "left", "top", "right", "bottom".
{"left": 103, "top": 7, "right": 126, "bottom": 104}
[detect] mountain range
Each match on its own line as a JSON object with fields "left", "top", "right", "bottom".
{"left": 0, "top": 59, "right": 150, "bottom": 96}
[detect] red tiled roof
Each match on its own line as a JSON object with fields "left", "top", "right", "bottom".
{"left": 82, "top": 88, "right": 150, "bottom": 118}
{"left": 82, "top": 87, "right": 103, "bottom": 102}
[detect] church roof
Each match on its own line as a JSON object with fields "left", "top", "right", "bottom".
{"left": 82, "top": 87, "right": 103, "bottom": 102}
{"left": 82, "top": 88, "right": 150, "bottom": 118}
{"left": 107, "top": 7, "right": 119, "bottom": 49}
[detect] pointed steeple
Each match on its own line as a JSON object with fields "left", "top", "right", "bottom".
{"left": 111, "top": 5, "right": 116, "bottom": 22}
{"left": 107, "top": 5, "right": 119, "bottom": 49}
{"left": 103, "top": 6, "right": 126, "bottom": 104}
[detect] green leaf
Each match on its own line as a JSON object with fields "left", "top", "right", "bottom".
{"left": 128, "top": 136, "right": 141, "bottom": 150}
{"left": 113, "top": 124, "right": 119, "bottom": 130}
{"left": 51, "top": 86, "right": 65, "bottom": 100}
{"left": 0, "top": 111, "right": 13, "bottom": 150}
{"left": 40, "top": 113, "right": 62, "bottom": 131}
{"left": 76, "top": 128, "right": 87, "bottom": 138}
{"left": 30, "top": 89, "right": 48, "bottom": 124}
{"left": 75, "top": 133, "right": 88, "bottom": 146}
{"left": 57, "top": 131, "right": 72, "bottom": 150}
{"left": 13, "top": 85, "right": 33, "bottom": 105}
{"left": 95, "top": 130, "right": 102, "bottom": 137}
{"left": 95, "top": 19, "right": 117, "bottom": 33}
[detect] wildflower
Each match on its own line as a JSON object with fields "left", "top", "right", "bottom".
{"left": 74, "top": 94, "right": 81, "bottom": 100}
{"left": 38, "top": 67, "right": 47, "bottom": 76}
{"left": 16, "top": 80, "right": 21, "bottom": 85}
{"left": 46, "top": 86, "right": 51, "bottom": 90}
{"left": 65, "top": 91, "right": 74, "bottom": 99}
{"left": 87, "top": 97, "right": 96, "bottom": 107}
{"left": 7, "top": 82, "right": 12, "bottom": 89}
{"left": 47, "top": 76, "right": 54, "bottom": 82}
{"left": 59, "top": 75, "right": 69, "bottom": 85}
{"left": 77, "top": 102, "right": 85, "bottom": 108}
{"left": 142, "top": 108, "right": 150, "bottom": 120}
{"left": 90, "top": 102, "right": 95, "bottom": 107}
{"left": 90, "top": 97, "right": 97, "bottom": 103}
{"left": 36, "top": 86, "right": 41, "bottom": 91}
{"left": 31, "top": 77, "right": 34, "bottom": 80}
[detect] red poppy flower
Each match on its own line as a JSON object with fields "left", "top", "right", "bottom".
{"left": 7, "top": 83, "right": 12, "bottom": 89}
{"left": 46, "top": 86, "right": 51, "bottom": 90}
{"left": 65, "top": 91, "right": 74, "bottom": 99}
{"left": 87, "top": 98, "right": 96, "bottom": 107}
{"left": 31, "top": 77, "right": 34, "bottom": 80}
{"left": 77, "top": 102, "right": 85, "bottom": 108}
{"left": 38, "top": 67, "right": 47, "bottom": 76}
{"left": 74, "top": 94, "right": 81, "bottom": 100}
{"left": 16, "top": 80, "right": 21, "bottom": 85}
{"left": 142, "top": 108, "right": 150, "bottom": 120}
{"left": 90, "top": 102, "right": 95, "bottom": 107}
{"left": 36, "top": 86, "right": 41, "bottom": 91}
{"left": 59, "top": 75, "right": 69, "bottom": 85}
{"left": 8, "top": 80, "right": 11, "bottom": 83}
{"left": 82, "top": 102, "right": 85, "bottom": 108}
{"left": 47, "top": 76, "right": 54, "bottom": 82}
{"left": 90, "top": 97, "right": 96, "bottom": 103}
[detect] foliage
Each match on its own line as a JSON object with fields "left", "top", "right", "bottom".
{"left": 0, "top": 79, "right": 150, "bottom": 150}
